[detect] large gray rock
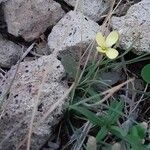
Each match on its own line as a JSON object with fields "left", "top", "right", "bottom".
{"left": 48, "top": 11, "right": 100, "bottom": 60}
{"left": 111, "top": 0, "right": 150, "bottom": 53}
{"left": 64, "top": 0, "right": 110, "bottom": 21}
{"left": 0, "top": 55, "right": 68, "bottom": 150}
{"left": 3, "top": 0, "right": 65, "bottom": 41}
{"left": 0, "top": 35, "right": 22, "bottom": 68}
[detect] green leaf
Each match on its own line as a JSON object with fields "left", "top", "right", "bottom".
{"left": 96, "top": 126, "right": 108, "bottom": 142}
{"left": 110, "top": 126, "right": 127, "bottom": 137}
{"left": 110, "top": 125, "right": 145, "bottom": 150}
{"left": 104, "top": 100, "right": 124, "bottom": 125}
{"left": 69, "top": 105, "right": 104, "bottom": 126}
{"left": 130, "top": 126, "right": 139, "bottom": 139}
{"left": 61, "top": 54, "right": 78, "bottom": 78}
{"left": 125, "top": 135, "right": 146, "bottom": 150}
{"left": 87, "top": 88, "right": 100, "bottom": 103}
{"left": 141, "top": 64, "right": 150, "bottom": 83}
{"left": 130, "top": 124, "right": 146, "bottom": 139}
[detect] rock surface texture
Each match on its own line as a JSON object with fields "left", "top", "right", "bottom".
{"left": 48, "top": 11, "right": 100, "bottom": 60}
{"left": 0, "top": 55, "right": 68, "bottom": 150}
{"left": 0, "top": 0, "right": 7, "bottom": 3}
{"left": 64, "top": 0, "right": 110, "bottom": 21}
{"left": 111, "top": 0, "right": 150, "bottom": 52}
{"left": 3, "top": 0, "right": 65, "bottom": 41}
{"left": 0, "top": 35, "right": 22, "bottom": 68}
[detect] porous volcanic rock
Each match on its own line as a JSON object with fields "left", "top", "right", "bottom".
{"left": 64, "top": 0, "right": 110, "bottom": 21}
{"left": 0, "top": 55, "right": 68, "bottom": 150}
{"left": 111, "top": 0, "right": 150, "bottom": 53}
{"left": 48, "top": 11, "right": 100, "bottom": 61}
{"left": 3, "top": 0, "right": 65, "bottom": 41}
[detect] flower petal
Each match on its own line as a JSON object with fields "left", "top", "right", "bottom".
{"left": 106, "top": 31, "right": 119, "bottom": 47}
{"left": 96, "top": 47, "right": 106, "bottom": 53}
{"left": 106, "top": 48, "right": 119, "bottom": 59}
{"left": 96, "top": 32, "right": 106, "bottom": 48}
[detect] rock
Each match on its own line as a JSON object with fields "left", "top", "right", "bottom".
{"left": 0, "top": 35, "right": 22, "bottom": 68}
{"left": 111, "top": 0, "right": 150, "bottom": 53}
{"left": 48, "top": 11, "right": 100, "bottom": 61}
{"left": 64, "top": 0, "right": 110, "bottom": 21}
{"left": 3, "top": 0, "right": 65, "bottom": 41}
{"left": 0, "top": 55, "right": 68, "bottom": 150}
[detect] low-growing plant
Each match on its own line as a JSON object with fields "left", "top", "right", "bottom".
{"left": 60, "top": 31, "right": 150, "bottom": 150}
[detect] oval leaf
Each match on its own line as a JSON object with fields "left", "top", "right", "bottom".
{"left": 141, "top": 64, "right": 150, "bottom": 83}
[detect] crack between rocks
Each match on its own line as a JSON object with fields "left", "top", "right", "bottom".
{"left": 53, "top": 0, "right": 73, "bottom": 12}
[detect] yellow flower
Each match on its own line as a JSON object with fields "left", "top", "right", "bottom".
{"left": 96, "top": 31, "right": 119, "bottom": 59}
